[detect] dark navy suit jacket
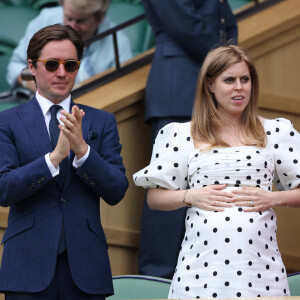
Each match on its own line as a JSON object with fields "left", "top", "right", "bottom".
{"left": 143, "top": 0, "right": 238, "bottom": 122}
{"left": 0, "top": 97, "right": 128, "bottom": 295}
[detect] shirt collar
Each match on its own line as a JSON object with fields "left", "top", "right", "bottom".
{"left": 36, "top": 91, "right": 71, "bottom": 117}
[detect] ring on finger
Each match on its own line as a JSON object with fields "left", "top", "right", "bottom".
{"left": 250, "top": 201, "right": 254, "bottom": 207}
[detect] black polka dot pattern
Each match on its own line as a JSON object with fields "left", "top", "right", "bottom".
{"left": 134, "top": 122, "right": 193, "bottom": 191}
{"left": 134, "top": 119, "right": 299, "bottom": 298}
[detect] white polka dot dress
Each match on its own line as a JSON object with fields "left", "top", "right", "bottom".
{"left": 133, "top": 119, "right": 300, "bottom": 299}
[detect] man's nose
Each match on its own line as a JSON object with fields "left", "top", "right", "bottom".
{"left": 56, "top": 63, "right": 67, "bottom": 76}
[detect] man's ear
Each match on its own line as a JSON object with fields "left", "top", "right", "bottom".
{"left": 207, "top": 78, "right": 214, "bottom": 93}
{"left": 27, "top": 60, "right": 36, "bottom": 76}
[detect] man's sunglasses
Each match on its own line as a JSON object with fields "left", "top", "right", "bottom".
{"left": 33, "top": 59, "right": 80, "bottom": 73}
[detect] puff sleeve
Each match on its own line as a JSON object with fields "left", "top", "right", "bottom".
{"left": 265, "top": 118, "right": 300, "bottom": 190}
{"left": 133, "top": 122, "right": 193, "bottom": 190}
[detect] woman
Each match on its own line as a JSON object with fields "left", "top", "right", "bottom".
{"left": 133, "top": 45, "right": 300, "bottom": 299}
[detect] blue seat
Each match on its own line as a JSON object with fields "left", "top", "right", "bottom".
{"left": 0, "top": 101, "right": 21, "bottom": 112}
{"left": 0, "top": 0, "right": 28, "bottom": 5}
{"left": 0, "top": 54, "right": 11, "bottom": 92}
{"left": 228, "top": 0, "right": 253, "bottom": 12}
{"left": 0, "top": 53, "right": 33, "bottom": 108}
{"left": 0, "top": 0, "right": 50, "bottom": 7}
{"left": 0, "top": 43, "right": 14, "bottom": 55}
{"left": 31, "top": 0, "right": 58, "bottom": 10}
{"left": 107, "top": 1, "right": 155, "bottom": 56}
{"left": 0, "top": 6, "right": 39, "bottom": 53}
{"left": 0, "top": 0, "right": 11, "bottom": 8}
{"left": 0, "top": 86, "right": 33, "bottom": 111}
{"left": 107, "top": 275, "right": 171, "bottom": 299}
{"left": 106, "top": 272, "right": 300, "bottom": 299}
{"left": 288, "top": 272, "right": 300, "bottom": 296}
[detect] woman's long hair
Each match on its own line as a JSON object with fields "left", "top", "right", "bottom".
{"left": 191, "top": 45, "right": 266, "bottom": 148}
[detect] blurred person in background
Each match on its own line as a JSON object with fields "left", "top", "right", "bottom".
{"left": 6, "top": 0, "right": 132, "bottom": 92}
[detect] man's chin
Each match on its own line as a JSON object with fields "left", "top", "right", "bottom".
{"left": 50, "top": 90, "right": 70, "bottom": 103}
{"left": 53, "top": 84, "right": 72, "bottom": 95}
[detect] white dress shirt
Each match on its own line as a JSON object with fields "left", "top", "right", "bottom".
{"left": 36, "top": 91, "right": 90, "bottom": 177}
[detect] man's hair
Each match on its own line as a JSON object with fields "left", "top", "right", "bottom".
{"left": 59, "top": 0, "right": 110, "bottom": 21}
{"left": 191, "top": 45, "right": 266, "bottom": 148}
{"left": 27, "top": 24, "right": 85, "bottom": 65}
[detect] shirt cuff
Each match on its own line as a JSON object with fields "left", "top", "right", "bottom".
{"left": 73, "top": 145, "right": 90, "bottom": 169}
{"left": 45, "top": 153, "right": 59, "bottom": 177}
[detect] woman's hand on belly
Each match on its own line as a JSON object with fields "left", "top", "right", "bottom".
{"left": 231, "top": 187, "right": 274, "bottom": 212}
{"left": 188, "top": 184, "right": 234, "bottom": 211}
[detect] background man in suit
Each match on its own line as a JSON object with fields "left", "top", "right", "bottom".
{"left": 0, "top": 24, "right": 128, "bottom": 299}
{"left": 139, "top": 0, "right": 238, "bottom": 279}
{"left": 6, "top": 0, "right": 132, "bottom": 92}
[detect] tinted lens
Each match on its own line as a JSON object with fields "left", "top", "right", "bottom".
{"left": 45, "top": 60, "right": 59, "bottom": 72}
{"left": 65, "top": 60, "right": 79, "bottom": 72}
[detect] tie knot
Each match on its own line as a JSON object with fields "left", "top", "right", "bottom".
{"left": 50, "top": 105, "right": 62, "bottom": 118}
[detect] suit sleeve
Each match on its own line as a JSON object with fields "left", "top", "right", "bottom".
{"left": 143, "top": 0, "right": 237, "bottom": 63}
{"left": 75, "top": 113, "right": 128, "bottom": 206}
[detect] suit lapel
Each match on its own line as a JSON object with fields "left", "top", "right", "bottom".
{"left": 18, "top": 97, "right": 53, "bottom": 156}
{"left": 18, "top": 98, "right": 93, "bottom": 190}
{"left": 19, "top": 98, "right": 66, "bottom": 190}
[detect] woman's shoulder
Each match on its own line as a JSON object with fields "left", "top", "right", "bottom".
{"left": 158, "top": 121, "right": 191, "bottom": 135}
{"left": 155, "top": 122, "right": 192, "bottom": 144}
{"left": 262, "top": 117, "right": 294, "bottom": 130}
{"left": 262, "top": 117, "right": 298, "bottom": 144}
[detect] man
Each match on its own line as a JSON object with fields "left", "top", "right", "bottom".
{"left": 0, "top": 24, "right": 128, "bottom": 299}
{"left": 139, "top": 0, "right": 238, "bottom": 279}
{"left": 6, "top": 0, "right": 132, "bottom": 92}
